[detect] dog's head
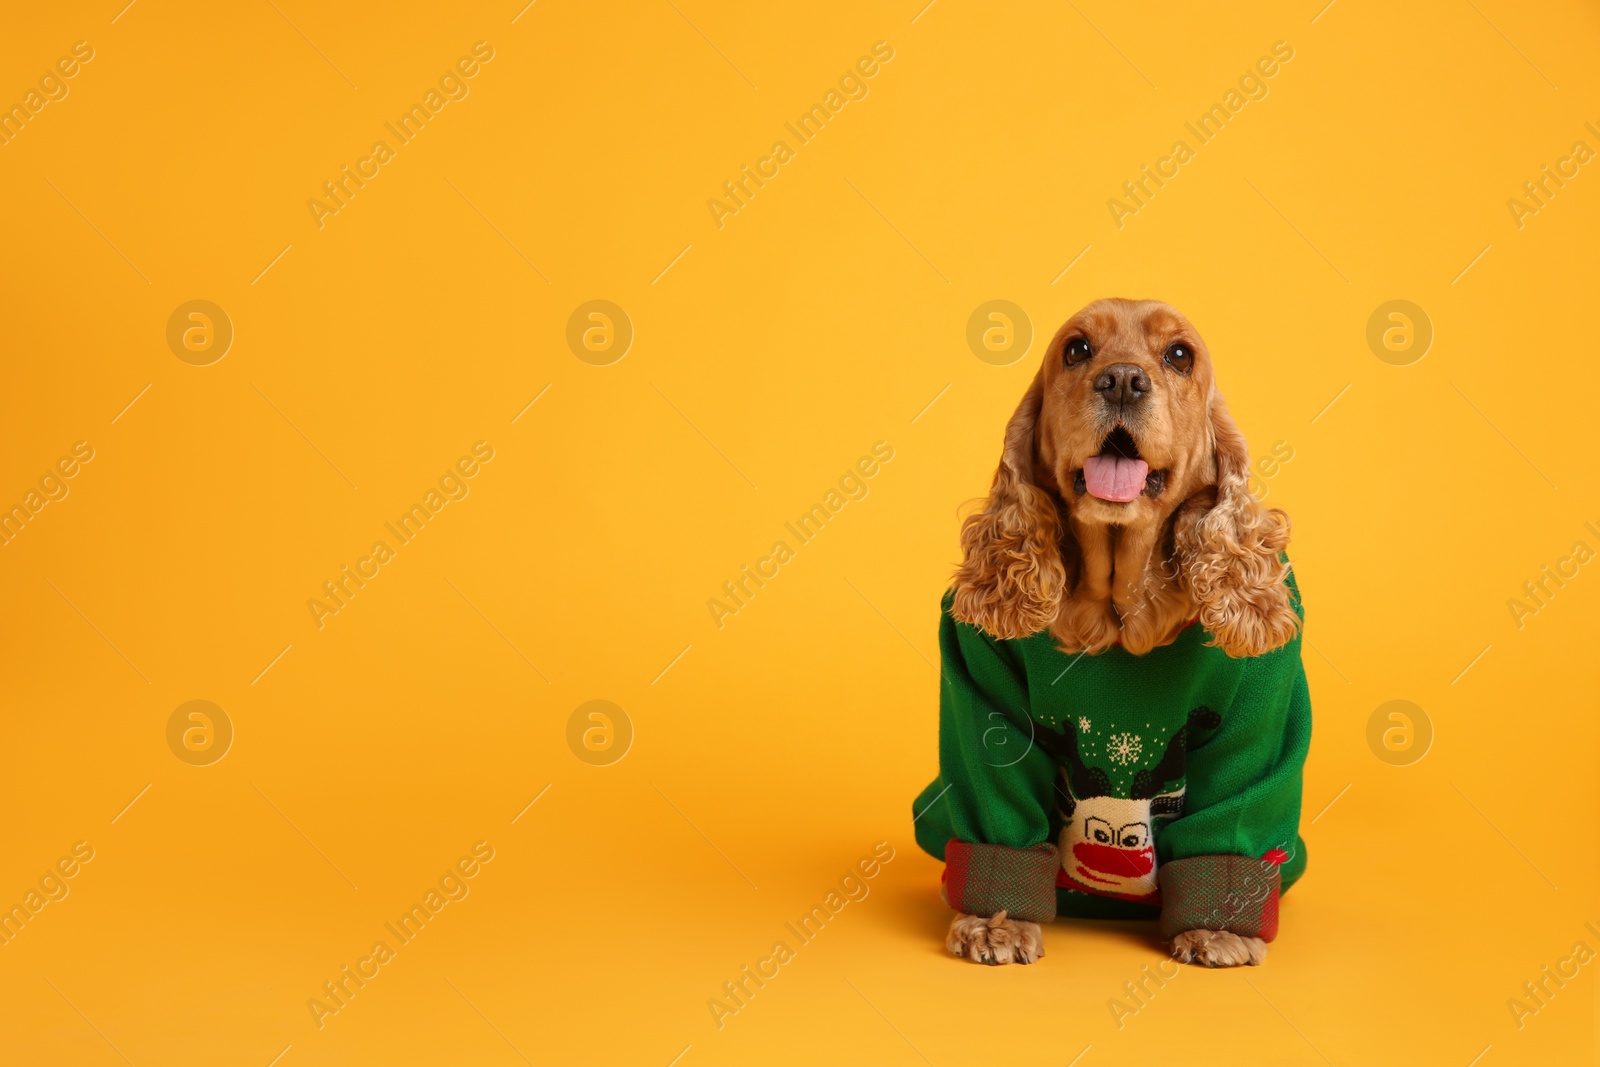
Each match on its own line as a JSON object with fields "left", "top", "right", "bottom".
{"left": 951, "top": 297, "right": 1299, "bottom": 658}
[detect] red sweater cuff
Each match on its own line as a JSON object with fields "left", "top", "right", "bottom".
{"left": 943, "top": 840, "right": 1059, "bottom": 923}
{"left": 1157, "top": 854, "right": 1282, "bottom": 941}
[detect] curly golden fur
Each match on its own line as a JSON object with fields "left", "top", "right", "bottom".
{"left": 1169, "top": 928, "right": 1268, "bottom": 967}
{"left": 952, "top": 298, "right": 1299, "bottom": 658}
{"left": 950, "top": 376, "right": 1069, "bottom": 639}
{"left": 946, "top": 911, "right": 1045, "bottom": 965}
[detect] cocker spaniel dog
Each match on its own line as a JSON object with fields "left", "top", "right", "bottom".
{"left": 912, "top": 298, "right": 1310, "bottom": 968}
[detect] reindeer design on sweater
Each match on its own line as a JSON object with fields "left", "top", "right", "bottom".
{"left": 1034, "top": 706, "right": 1222, "bottom": 901}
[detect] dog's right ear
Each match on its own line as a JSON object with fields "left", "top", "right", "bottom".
{"left": 951, "top": 372, "right": 1067, "bottom": 639}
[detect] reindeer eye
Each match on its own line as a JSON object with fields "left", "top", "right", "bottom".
{"left": 1164, "top": 342, "right": 1193, "bottom": 373}
{"left": 1064, "top": 337, "right": 1093, "bottom": 366}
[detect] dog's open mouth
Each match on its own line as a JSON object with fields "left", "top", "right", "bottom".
{"left": 1076, "top": 426, "right": 1165, "bottom": 503}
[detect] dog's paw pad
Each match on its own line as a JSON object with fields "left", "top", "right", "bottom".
{"left": 947, "top": 911, "right": 1044, "bottom": 966}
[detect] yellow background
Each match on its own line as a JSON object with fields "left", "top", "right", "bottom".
{"left": 1, "top": 0, "right": 1597, "bottom": 1063}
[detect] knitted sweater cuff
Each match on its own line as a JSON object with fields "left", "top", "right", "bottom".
{"left": 1157, "top": 854, "right": 1282, "bottom": 941}
{"left": 943, "top": 840, "right": 1059, "bottom": 923}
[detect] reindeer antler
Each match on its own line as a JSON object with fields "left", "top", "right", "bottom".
{"left": 1130, "top": 706, "right": 1221, "bottom": 800}
{"left": 1035, "top": 719, "right": 1111, "bottom": 803}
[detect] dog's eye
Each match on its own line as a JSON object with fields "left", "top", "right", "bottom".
{"left": 1164, "top": 342, "right": 1193, "bottom": 373}
{"left": 1064, "top": 337, "right": 1093, "bottom": 366}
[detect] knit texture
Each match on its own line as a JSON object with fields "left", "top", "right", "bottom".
{"left": 1157, "top": 854, "right": 1282, "bottom": 940}
{"left": 913, "top": 567, "right": 1309, "bottom": 934}
{"left": 943, "top": 841, "right": 1059, "bottom": 923}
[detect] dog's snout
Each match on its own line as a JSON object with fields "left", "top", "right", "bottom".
{"left": 1093, "top": 363, "right": 1150, "bottom": 405}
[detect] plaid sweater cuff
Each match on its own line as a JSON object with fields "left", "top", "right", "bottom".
{"left": 943, "top": 840, "right": 1059, "bottom": 922}
{"left": 1157, "top": 854, "right": 1282, "bottom": 941}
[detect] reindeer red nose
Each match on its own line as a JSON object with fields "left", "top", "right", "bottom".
{"left": 1073, "top": 841, "right": 1154, "bottom": 878}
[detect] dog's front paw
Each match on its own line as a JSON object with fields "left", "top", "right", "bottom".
{"left": 1168, "top": 929, "right": 1266, "bottom": 967}
{"left": 946, "top": 911, "right": 1044, "bottom": 966}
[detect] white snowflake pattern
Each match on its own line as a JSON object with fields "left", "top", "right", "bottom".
{"left": 1077, "top": 716, "right": 1091, "bottom": 733}
{"left": 1106, "top": 731, "right": 1143, "bottom": 765}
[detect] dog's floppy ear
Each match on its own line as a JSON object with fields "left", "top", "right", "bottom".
{"left": 1177, "top": 393, "right": 1300, "bottom": 658}
{"left": 951, "top": 372, "right": 1067, "bottom": 639}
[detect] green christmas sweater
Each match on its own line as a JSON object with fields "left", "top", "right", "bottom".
{"left": 912, "top": 571, "right": 1309, "bottom": 939}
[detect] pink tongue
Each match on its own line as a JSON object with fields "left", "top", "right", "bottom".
{"left": 1082, "top": 455, "right": 1149, "bottom": 502}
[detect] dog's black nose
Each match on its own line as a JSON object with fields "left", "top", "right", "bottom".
{"left": 1094, "top": 363, "right": 1150, "bottom": 405}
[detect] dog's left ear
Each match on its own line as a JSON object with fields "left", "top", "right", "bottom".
{"left": 1176, "top": 393, "right": 1300, "bottom": 658}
